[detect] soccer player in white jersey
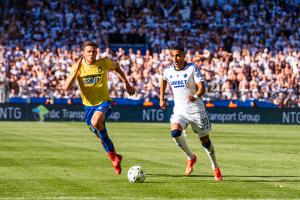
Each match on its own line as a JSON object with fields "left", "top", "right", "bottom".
{"left": 159, "top": 46, "right": 222, "bottom": 181}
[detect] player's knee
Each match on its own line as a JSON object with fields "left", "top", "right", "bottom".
{"left": 91, "top": 118, "right": 97, "bottom": 128}
{"left": 91, "top": 119, "right": 104, "bottom": 131}
{"left": 202, "top": 139, "right": 211, "bottom": 149}
{"left": 200, "top": 135, "right": 209, "bottom": 143}
{"left": 171, "top": 129, "right": 182, "bottom": 138}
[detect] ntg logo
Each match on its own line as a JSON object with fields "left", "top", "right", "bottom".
{"left": 32, "top": 105, "right": 49, "bottom": 121}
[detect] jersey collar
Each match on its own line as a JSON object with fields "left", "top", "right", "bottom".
{"left": 174, "top": 62, "right": 187, "bottom": 71}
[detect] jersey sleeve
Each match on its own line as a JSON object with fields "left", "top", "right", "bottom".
{"left": 104, "top": 58, "right": 116, "bottom": 71}
{"left": 162, "top": 67, "right": 169, "bottom": 80}
{"left": 70, "top": 63, "right": 80, "bottom": 75}
{"left": 193, "top": 65, "right": 205, "bottom": 83}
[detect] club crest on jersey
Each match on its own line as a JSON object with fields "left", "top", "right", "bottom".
{"left": 98, "top": 67, "right": 102, "bottom": 73}
{"left": 184, "top": 74, "right": 187, "bottom": 78}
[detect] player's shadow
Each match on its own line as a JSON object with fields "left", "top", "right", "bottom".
{"left": 225, "top": 175, "right": 300, "bottom": 178}
{"left": 147, "top": 173, "right": 213, "bottom": 178}
{"left": 147, "top": 173, "right": 300, "bottom": 182}
{"left": 223, "top": 175, "right": 300, "bottom": 182}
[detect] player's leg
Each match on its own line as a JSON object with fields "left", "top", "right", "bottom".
{"left": 91, "top": 111, "right": 115, "bottom": 152}
{"left": 89, "top": 102, "right": 122, "bottom": 175}
{"left": 170, "top": 115, "right": 196, "bottom": 176}
{"left": 199, "top": 135, "right": 218, "bottom": 170}
{"left": 190, "top": 112, "right": 222, "bottom": 181}
{"left": 171, "top": 123, "right": 195, "bottom": 160}
{"left": 91, "top": 111, "right": 122, "bottom": 175}
{"left": 199, "top": 135, "right": 222, "bottom": 181}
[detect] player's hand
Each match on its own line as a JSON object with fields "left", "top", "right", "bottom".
{"left": 126, "top": 84, "right": 135, "bottom": 96}
{"left": 160, "top": 100, "right": 166, "bottom": 109}
{"left": 188, "top": 95, "right": 198, "bottom": 103}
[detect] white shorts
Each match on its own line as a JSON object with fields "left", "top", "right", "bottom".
{"left": 170, "top": 111, "right": 211, "bottom": 137}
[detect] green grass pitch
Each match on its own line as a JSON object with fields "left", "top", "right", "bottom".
{"left": 0, "top": 122, "right": 299, "bottom": 200}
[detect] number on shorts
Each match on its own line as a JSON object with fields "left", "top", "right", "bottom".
{"left": 201, "top": 117, "right": 211, "bottom": 130}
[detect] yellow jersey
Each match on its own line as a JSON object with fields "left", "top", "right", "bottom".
{"left": 71, "top": 58, "right": 116, "bottom": 106}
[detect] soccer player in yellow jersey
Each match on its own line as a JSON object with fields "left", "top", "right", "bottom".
{"left": 64, "top": 41, "right": 135, "bottom": 175}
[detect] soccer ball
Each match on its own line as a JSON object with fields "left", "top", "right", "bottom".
{"left": 127, "top": 166, "right": 146, "bottom": 183}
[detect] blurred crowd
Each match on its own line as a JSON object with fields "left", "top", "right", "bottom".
{"left": 0, "top": 0, "right": 300, "bottom": 107}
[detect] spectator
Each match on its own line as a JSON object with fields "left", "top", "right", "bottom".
{"left": 0, "top": 1, "right": 299, "bottom": 107}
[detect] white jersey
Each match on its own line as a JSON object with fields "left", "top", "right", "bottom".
{"left": 162, "top": 63, "right": 206, "bottom": 114}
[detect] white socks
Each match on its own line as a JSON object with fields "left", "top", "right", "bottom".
{"left": 202, "top": 142, "right": 219, "bottom": 169}
{"left": 173, "top": 135, "right": 194, "bottom": 160}
{"left": 172, "top": 132, "right": 219, "bottom": 169}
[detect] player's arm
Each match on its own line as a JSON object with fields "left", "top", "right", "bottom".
{"left": 114, "top": 65, "right": 135, "bottom": 95}
{"left": 159, "top": 78, "right": 168, "bottom": 109}
{"left": 188, "top": 65, "right": 205, "bottom": 102}
{"left": 64, "top": 57, "right": 83, "bottom": 91}
{"left": 188, "top": 81, "right": 205, "bottom": 102}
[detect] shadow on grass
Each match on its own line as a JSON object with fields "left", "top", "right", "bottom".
{"left": 142, "top": 181, "right": 167, "bottom": 184}
{"left": 224, "top": 175, "right": 300, "bottom": 178}
{"left": 147, "top": 173, "right": 300, "bottom": 182}
{"left": 147, "top": 173, "right": 213, "bottom": 178}
{"left": 223, "top": 175, "right": 300, "bottom": 182}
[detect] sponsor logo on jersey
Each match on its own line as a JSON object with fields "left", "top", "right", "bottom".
{"left": 83, "top": 75, "right": 101, "bottom": 86}
{"left": 170, "top": 79, "right": 188, "bottom": 88}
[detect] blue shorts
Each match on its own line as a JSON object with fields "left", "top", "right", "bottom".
{"left": 84, "top": 101, "right": 113, "bottom": 126}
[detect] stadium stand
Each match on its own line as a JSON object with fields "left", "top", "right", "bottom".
{"left": 0, "top": 0, "right": 299, "bottom": 107}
